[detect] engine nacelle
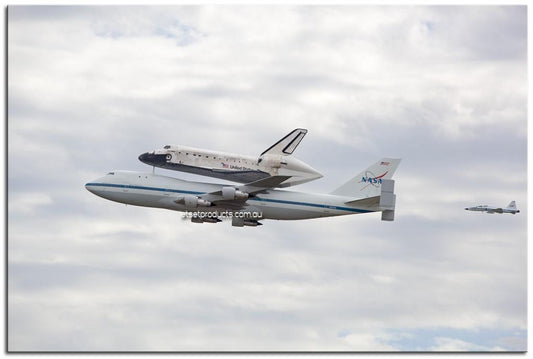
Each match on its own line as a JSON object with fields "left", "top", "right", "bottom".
{"left": 222, "top": 187, "right": 249, "bottom": 200}
{"left": 191, "top": 217, "right": 220, "bottom": 224}
{"left": 231, "top": 217, "right": 262, "bottom": 227}
{"left": 176, "top": 195, "right": 211, "bottom": 208}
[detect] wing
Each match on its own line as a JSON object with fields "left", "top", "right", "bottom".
{"left": 198, "top": 175, "right": 291, "bottom": 209}
{"left": 486, "top": 207, "right": 503, "bottom": 214}
{"left": 240, "top": 175, "right": 292, "bottom": 192}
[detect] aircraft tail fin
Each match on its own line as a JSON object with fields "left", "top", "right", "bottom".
{"left": 260, "top": 128, "right": 307, "bottom": 156}
{"left": 507, "top": 201, "right": 516, "bottom": 209}
{"left": 330, "top": 158, "right": 401, "bottom": 198}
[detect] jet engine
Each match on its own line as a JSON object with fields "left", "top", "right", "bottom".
{"left": 175, "top": 195, "right": 211, "bottom": 208}
{"left": 231, "top": 217, "right": 263, "bottom": 227}
{"left": 191, "top": 217, "right": 221, "bottom": 224}
{"left": 222, "top": 187, "right": 249, "bottom": 200}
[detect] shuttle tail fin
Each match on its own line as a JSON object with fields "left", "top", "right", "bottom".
{"left": 507, "top": 201, "right": 516, "bottom": 209}
{"left": 330, "top": 158, "right": 401, "bottom": 198}
{"left": 260, "top": 128, "right": 307, "bottom": 156}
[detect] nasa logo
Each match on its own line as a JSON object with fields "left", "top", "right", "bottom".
{"left": 360, "top": 170, "right": 389, "bottom": 187}
{"left": 361, "top": 176, "right": 383, "bottom": 184}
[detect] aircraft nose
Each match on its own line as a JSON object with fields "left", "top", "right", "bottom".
{"left": 465, "top": 208, "right": 469, "bottom": 210}
{"left": 138, "top": 152, "right": 151, "bottom": 162}
{"left": 85, "top": 181, "right": 99, "bottom": 194}
{"left": 85, "top": 174, "right": 108, "bottom": 195}
{"left": 138, "top": 152, "right": 168, "bottom": 165}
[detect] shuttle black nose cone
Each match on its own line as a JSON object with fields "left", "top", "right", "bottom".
{"left": 138, "top": 152, "right": 167, "bottom": 165}
{"left": 139, "top": 152, "right": 150, "bottom": 163}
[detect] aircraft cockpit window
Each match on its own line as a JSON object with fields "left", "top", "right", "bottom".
{"left": 107, "top": 172, "right": 115, "bottom": 175}
{"left": 164, "top": 145, "right": 171, "bottom": 149}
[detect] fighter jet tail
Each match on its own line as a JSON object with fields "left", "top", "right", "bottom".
{"left": 330, "top": 158, "right": 401, "bottom": 198}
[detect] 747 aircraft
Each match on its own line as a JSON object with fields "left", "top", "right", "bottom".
{"left": 86, "top": 158, "right": 401, "bottom": 227}
{"left": 138, "top": 128, "right": 323, "bottom": 188}
{"left": 465, "top": 201, "right": 520, "bottom": 214}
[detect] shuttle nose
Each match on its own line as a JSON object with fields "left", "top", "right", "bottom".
{"left": 138, "top": 152, "right": 151, "bottom": 162}
{"left": 139, "top": 152, "right": 167, "bottom": 165}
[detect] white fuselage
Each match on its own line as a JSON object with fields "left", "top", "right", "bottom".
{"left": 138, "top": 145, "right": 323, "bottom": 187}
{"left": 85, "top": 171, "right": 378, "bottom": 221}
{"left": 465, "top": 205, "right": 520, "bottom": 214}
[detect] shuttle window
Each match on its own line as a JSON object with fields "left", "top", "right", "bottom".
{"left": 193, "top": 154, "right": 197, "bottom": 156}
{"left": 107, "top": 172, "right": 115, "bottom": 175}
{"left": 164, "top": 145, "right": 171, "bottom": 149}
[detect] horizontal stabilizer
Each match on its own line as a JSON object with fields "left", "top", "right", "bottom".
{"left": 260, "top": 128, "right": 307, "bottom": 156}
{"left": 344, "top": 195, "right": 381, "bottom": 209}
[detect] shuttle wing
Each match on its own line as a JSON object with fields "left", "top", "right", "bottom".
{"left": 240, "top": 175, "right": 292, "bottom": 191}
{"left": 260, "top": 128, "right": 307, "bottom": 156}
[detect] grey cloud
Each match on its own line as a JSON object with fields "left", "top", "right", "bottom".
{"left": 8, "top": 5, "right": 526, "bottom": 352}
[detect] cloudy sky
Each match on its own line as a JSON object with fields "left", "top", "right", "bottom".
{"left": 8, "top": 6, "right": 527, "bottom": 351}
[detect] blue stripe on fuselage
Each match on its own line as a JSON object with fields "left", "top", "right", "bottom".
{"left": 249, "top": 197, "right": 371, "bottom": 213}
{"left": 85, "top": 183, "right": 372, "bottom": 213}
{"left": 85, "top": 182, "right": 203, "bottom": 195}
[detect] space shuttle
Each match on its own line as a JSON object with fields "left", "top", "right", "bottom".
{"left": 138, "top": 128, "right": 323, "bottom": 188}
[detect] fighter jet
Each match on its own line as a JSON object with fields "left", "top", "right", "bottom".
{"left": 86, "top": 158, "right": 401, "bottom": 227}
{"left": 138, "top": 128, "right": 322, "bottom": 188}
{"left": 465, "top": 201, "right": 520, "bottom": 214}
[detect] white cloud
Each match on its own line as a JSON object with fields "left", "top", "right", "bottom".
{"left": 430, "top": 337, "right": 505, "bottom": 351}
